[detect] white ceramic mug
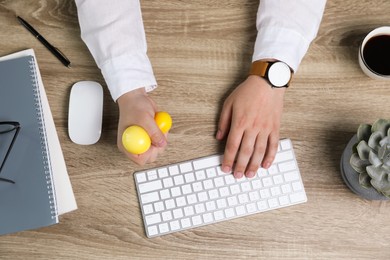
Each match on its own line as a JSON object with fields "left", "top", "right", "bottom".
{"left": 358, "top": 26, "right": 390, "bottom": 80}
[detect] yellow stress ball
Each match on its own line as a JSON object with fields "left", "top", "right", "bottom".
{"left": 154, "top": 111, "right": 172, "bottom": 134}
{"left": 122, "top": 125, "right": 151, "bottom": 154}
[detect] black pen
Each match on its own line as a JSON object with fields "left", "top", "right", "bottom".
{"left": 17, "top": 16, "right": 71, "bottom": 68}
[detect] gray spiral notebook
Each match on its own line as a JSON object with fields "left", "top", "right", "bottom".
{"left": 0, "top": 55, "right": 58, "bottom": 235}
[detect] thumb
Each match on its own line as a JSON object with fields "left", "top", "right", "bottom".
{"left": 144, "top": 121, "right": 167, "bottom": 148}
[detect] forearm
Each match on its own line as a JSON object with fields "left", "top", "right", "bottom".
{"left": 75, "top": 0, "right": 157, "bottom": 100}
{"left": 253, "top": 0, "right": 327, "bottom": 72}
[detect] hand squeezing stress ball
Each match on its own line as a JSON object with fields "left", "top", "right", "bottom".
{"left": 122, "top": 111, "right": 172, "bottom": 154}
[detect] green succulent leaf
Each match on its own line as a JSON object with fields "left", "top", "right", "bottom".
{"left": 370, "top": 175, "right": 390, "bottom": 193}
{"left": 350, "top": 153, "right": 370, "bottom": 173}
{"left": 368, "top": 150, "right": 382, "bottom": 167}
{"left": 357, "top": 140, "right": 371, "bottom": 160}
{"left": 359, "top": 172, "right": 372, "bottom": 188}
{"left": 366, "top": 165, "right": 385, "bottom": 181}
{"left": 378, "top": 144, "right": 390, "bottom": 165}
{"left": 368, "top": 131, "right": 384, "bottom": 151}
{"left": 371, "top": 119, "right": 390, "bottom": 136}
{"left": 379, "top": 136, "right": 390, "bottom": 147}
{"left": 357, "top": 124, "right": 372, "bottom": 142}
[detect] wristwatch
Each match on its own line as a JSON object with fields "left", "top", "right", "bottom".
{"left": 249, "top": 60, "right": 292, "bottom": 88}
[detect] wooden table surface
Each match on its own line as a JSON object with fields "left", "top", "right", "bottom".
{"left": 1, "top": 0, "right": 389, "bottom": 259}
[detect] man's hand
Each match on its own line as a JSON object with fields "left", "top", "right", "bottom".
{"left": 117, "top": 88, "right": 167, "bottom": 165}
{"left": 216, "top": 75, "right": 286, "bottom": 178}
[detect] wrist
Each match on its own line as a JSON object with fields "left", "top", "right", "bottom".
{"left": 117, "top": 88, "right": 147, "bottom": 107}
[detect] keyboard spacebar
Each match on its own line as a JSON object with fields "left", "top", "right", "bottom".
{"left": 193, "top": 155, "right": 222, "bottom": 170}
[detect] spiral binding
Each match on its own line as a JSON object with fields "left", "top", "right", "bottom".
{"left": 28, "top": 57, "right": 58, "bottom": 220}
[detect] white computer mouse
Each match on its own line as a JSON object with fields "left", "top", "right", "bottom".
{"left": 68, "top": 81, "right": 103, "bottom": 145}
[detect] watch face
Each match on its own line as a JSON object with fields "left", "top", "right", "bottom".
{"left": 268, "top": 62, "right": 291, "bottom": 87}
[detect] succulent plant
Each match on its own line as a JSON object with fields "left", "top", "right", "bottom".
{"left": 349, "top": 119, "right": 390, "bottom": 197}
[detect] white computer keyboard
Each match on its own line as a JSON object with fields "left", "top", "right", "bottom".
{"left": 134, "top": 138, "right": 306, "bottom": 238}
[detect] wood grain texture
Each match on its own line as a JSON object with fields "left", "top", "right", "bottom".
{"left": 0, "top": 0, "right": 389, "bottom": 259}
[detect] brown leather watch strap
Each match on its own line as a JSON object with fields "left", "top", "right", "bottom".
{"left": 249, "top": 61, "right": 270, "bottom": 77}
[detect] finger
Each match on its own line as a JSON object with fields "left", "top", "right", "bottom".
{"left": 221, "top": 125, "right": 243, "bottom": 174}
{"left": 234, "top": 130, "right": 257, "bottom": 178}
{"left": 245, "top": 132, "right": 268, "bottom": 177}
{"left": 216, "top": 101, "right": 232, "bottom": 140}
{"left": 261, "top": 132, "right": 279, "bottom": 169}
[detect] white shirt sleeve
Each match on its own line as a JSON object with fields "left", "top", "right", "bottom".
{"left": 253, "top": 0, "right": 327, "bottom": 72}
{"left": 75, "top": 0, "right": 157, "bottom": 101}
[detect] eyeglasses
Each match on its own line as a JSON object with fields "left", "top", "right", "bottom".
{"left": 0, "top": 121, "right": 20, "bottom": 184}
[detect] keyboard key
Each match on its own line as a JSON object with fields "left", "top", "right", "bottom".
{"left": 214, "top": 210, "right": 224, "bottom": 221}
{"left": 159, "top": 223, "right": 169, "bottom": 233}
{"left": 195, "top": 170, "right": 206, "bottom": 180}
{"left": 284, "top": 171, "right": 300, "bottom": 182}
{"left": 267, "top": 165, "right": 279, "bottom": 175}
{"left": 192, "top": 182, "right": 203, "bottom": 192}
{"left": 181, "top": 184, "right": 192, "bottom": 195}
{"left": 136, "top": 172, "right": 147, "bottom": 183}
{"left": 192, "top": 215, "right": 202, "bottom": 226}
{"left": 193, "top": 155, "right": 221, "bottom": 170}
{"left": 208, "top": 189, "right": 219, "bottom": 200}
{"left": 274, "top": 150, "right": 294, "bottom": 164}
{"left": 174, "top": 175, "right": 184, "bottom": 185}
{"left": 176, "top": 196, "right": 186, "bottom": 207}
{"left": 162, "top": 211, "right": 173, "bottom": 221}
{"left": 198, "top": 191, "right": 208, "bottom": 202}
{"left": 158, "top": 168, "right": 169, "bottom": 178}
{"left": 279, "top": 195, "right": 290, "bottom": 206}
{"left": 202, "top": 213, "right": 213, "bottom": 223}
{"left": 184, "top": 172, "right": 195, "bottom": 183}
{"left": 173, "top": 208, "right": 184, "bottom": 219}
{"left": 280, "top": 139, "right": 292, "bottom": 150}
{"left": 246, "top": 203, "right": 257, "bottom": 213}
{"left": 139, "top": 180, "right": 163, "bottom": 194}
{"left": 160, "top": 189, "right": 170, "bottom": 200}
{"left": 181, "top": 218, "right": 191, "bottom": 228}
{"left": 147, "top": 170, "right": 158, "bottom": 180}
{"left": 227, "top": 196, "right": 238, "bottom": 206}
{"left": 235, "top": 205, "right": 246, "bottom": 216}
{"left": 169, "top": 165, "right": 180, "bottom": 176}
{"left": 206, "top": 168, "right": 217, "bottom": 178}
{"left": 163, "top": 177, "right": 174, "bottom": 188}
{"left": 224, "top": 208, "right": 235, "bottom": 218}
{"left": 268, "top": 198, "right": 279, "bottom": 208}
{"left": 179, "top": 162, "right": 193, "bottom": 173}
{"left": 205, "top": 201, "right": 216, "bottom": 211}
{"left": 184, "top": 206, "right": 195, "bottom": 216}
{"left": 292, "top": 181, "right": 303, "bottom": 191}
{"left": 216, "top": 198, "right": 227, "bottom": 209}
{"left": 148, "top": 225, "right": 158, "bottom": 236}
{"left": 154, "top": 201, "right": 164, "bottom": 212}
{"left": 171, "top": 187, "right": 181, "bottom": 197}
{"left": 141, "top": 192, "right": 159, "bottom": 204}
{"left": 145, "top": 213, "right": 161, "bottom": 225}
{"left": 165, "top": 199, "right": 175, "bottom": 210}
{"left": 214, "top": 177, "right": 224, "bottom": 187}
{"left": 195, "top": 203, "right": 205, "bottom": 214}
{"left": 290, "top": 192, "right": 306, "bottom": 203}
{"left": 143, "top": 204, "right": 153, "bottom": 215}
{"left": 279, "top": 161, "right": 297, "bottom": 173}
{"left": 170, "top": 220, "right": 180, "bottom": 231}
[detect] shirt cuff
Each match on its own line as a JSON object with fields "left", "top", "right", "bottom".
{"left": 252, "top": 27, "right": 311, "bottom": 72}
{"left": 99, "top": 52, "right": 157, "bottom": 101}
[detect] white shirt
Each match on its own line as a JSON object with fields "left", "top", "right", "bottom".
{"left": 75, "top": 0, "right": 326, "bottom": 101}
